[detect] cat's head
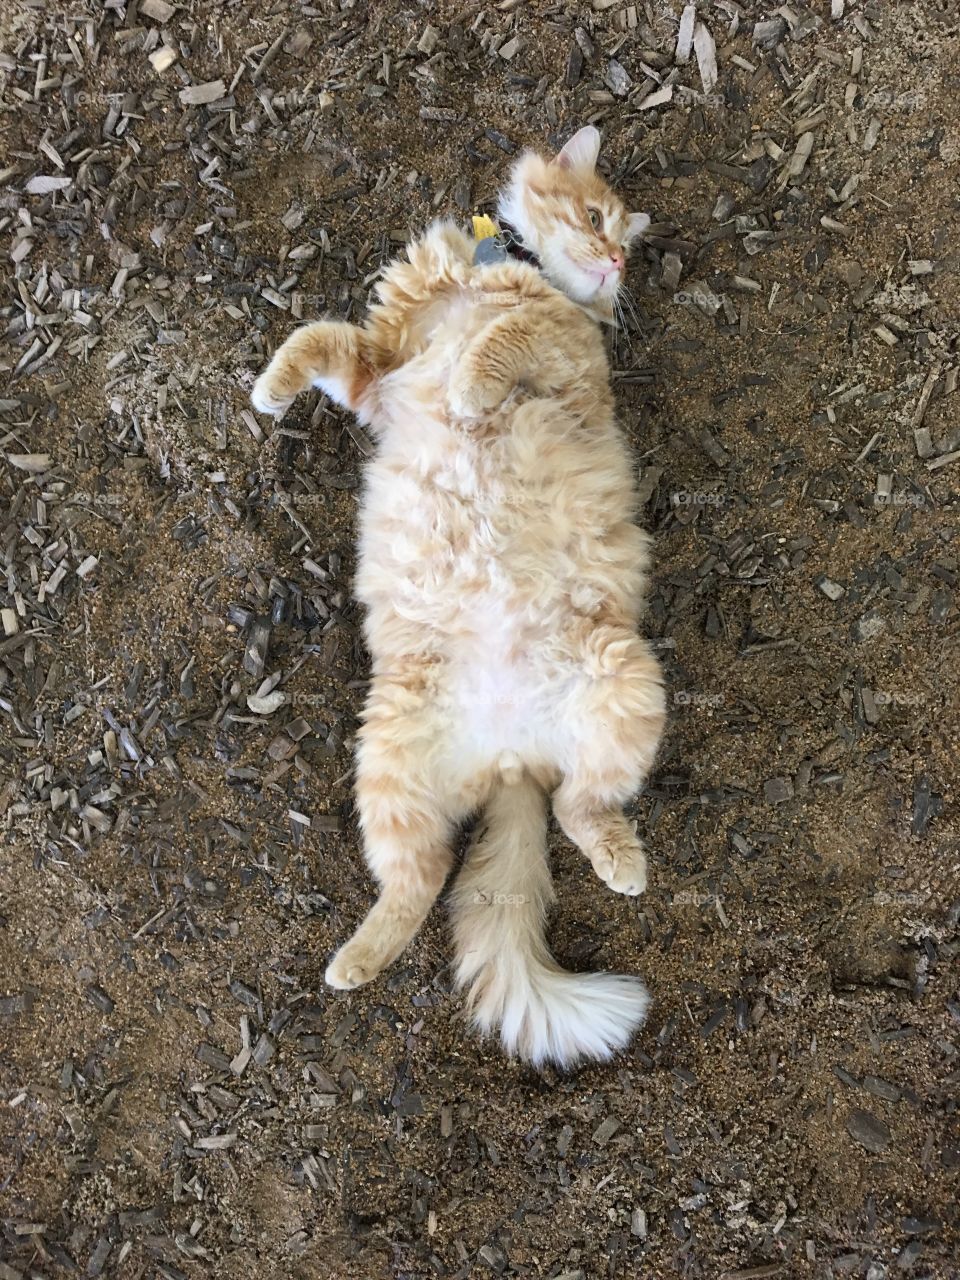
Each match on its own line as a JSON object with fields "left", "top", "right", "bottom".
{"left": 497, "top": 126, "right": 649, "bottom": 318}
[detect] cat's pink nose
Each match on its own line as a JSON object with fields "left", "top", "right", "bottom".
{"left": 610, "top": 252, "right": 625, "bottom": 272}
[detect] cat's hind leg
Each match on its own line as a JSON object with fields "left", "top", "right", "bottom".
{"left": 251, "top": 320, "right": 378, "bottom": 417}
{"left": 550, "top": 627, "right": 665, "bottom": 897}
{"left": 554, "top": 788, "right": 649, "bottom": 897}
{"left": 325, "top": 668, "right": 474, "bottom": 989}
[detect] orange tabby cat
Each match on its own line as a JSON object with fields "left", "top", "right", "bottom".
{"left": 252, "top": 127, "right": 665, "bottom": 1068}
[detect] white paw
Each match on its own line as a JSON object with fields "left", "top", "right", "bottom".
{"left": 251, "top": 373, "right": 294, "bottom": 418}
{"left": 593, "top": 837, "right": 648, "bottom": 897}
{"left": 324, "top": 943, "right": 380, "bottom": 990}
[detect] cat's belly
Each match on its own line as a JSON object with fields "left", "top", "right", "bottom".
{"left": 355, "top": 380, "right": 646, "bottom": 768}
{"left": 446, "top": 652, "right": 541, "bottom": 759}
{"left": 442, "top": 624, "right": 547, "bottom": 762}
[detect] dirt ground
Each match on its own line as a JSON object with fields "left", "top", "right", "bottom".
{"left": 1, "top": 1, "right": 959, "bottom": 1277}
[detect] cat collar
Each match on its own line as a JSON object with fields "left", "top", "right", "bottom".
{"left": 471, "top": 214, "right": 541, "bottom": 270}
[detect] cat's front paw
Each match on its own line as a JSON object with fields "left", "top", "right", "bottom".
{"left": 448, "top": 371, "right": 510, "bottom": 419}
{"left": 251, "top": 370, "right": 295, "bottom": 418}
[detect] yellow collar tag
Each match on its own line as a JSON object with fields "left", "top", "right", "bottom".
{"left": 472, "top": 214, "right": 499, "bottom": 242}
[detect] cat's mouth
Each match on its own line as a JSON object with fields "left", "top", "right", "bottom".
{"left": 571, "top": 259, "right": 622, "bottom": 296}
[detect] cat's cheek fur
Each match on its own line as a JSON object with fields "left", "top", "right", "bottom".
{"left": 626, "top": 211, "right": 651, "bottom": 243}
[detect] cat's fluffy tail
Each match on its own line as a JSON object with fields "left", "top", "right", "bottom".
{"left": 449, "top": 773, "right": 649, "bottom": 1069}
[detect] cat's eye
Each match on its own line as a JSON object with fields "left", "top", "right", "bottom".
{"left": 587, "top": 207, "right": 602, "bottom": 230}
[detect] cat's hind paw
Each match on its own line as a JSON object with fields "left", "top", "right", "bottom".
{"left": 325, "top": 956, "right": 371, "bottom": 990}
{"left": 590, "top": 831, "right": 648, "bottom": 897}
{"left": 325, "top": 939, "right": 385, "bottom": 990}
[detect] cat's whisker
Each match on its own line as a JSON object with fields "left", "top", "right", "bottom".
{"left": 613, "top": 289, "right": 633, "bottom": 358}
{"left": 611, "top": 288, "right": 623, "bottom": 330}
{"left": 624, "top": 291, "right": 640, "bottom": 338}
{"left": 621, "top": 291, "right": 647, "bottom": 364}
{"left": 628, "top": 292, "right": 644, "bottom": 336}
{"left": 619, "top": 284, "right": 643, "bottom": 335}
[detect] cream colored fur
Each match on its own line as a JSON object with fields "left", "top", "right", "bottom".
{"left": 251, "top": 127, "right": 665, "bottom": 1069}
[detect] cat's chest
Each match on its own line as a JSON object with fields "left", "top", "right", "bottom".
{"left": 412, "top": 290, "right": 494, "bottom": 351}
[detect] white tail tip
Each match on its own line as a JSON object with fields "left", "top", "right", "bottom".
{"left": 465, "top": 962, "right": 649, "bottom": 1070}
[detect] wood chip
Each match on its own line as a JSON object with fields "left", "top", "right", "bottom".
{"left": 25, "top": 175, "right": 72, "bottom": 194}
{"left": 693, "top": 23, "right": 718, "bottom": 96}
{"left": 140, "top": 0, "right": 176, "bottom": 20}
{"left": 817, "top": 577, "right": 846, "bottom": 601}
{"left": 149, "top": 46, "right": 179, "bottom": 73}
{"left": 604, "top": 59, "right": 632, "bottom": 96}
{"left": 785, "top": 132, "right": 816, "bottom": 180}
{"left": 195, "top": 1132, "right": 238, "bottom": 1150}
{"left": 417, "top": 24, "right": 440, "bottom": 55}
{"left": 660, "top": 251, "right": 682, "bottom": 292}
{"left": 846, "top": 1109, "right": 891, "bottom": 1154}
{"left": 179, "top": 80, "right": 227, "bottom": 106}
{"left": 676, "top": 4, "right": 696, "bottom": 64}
{"left": 926, "top": 448, "right": 960, "bottom": 472}
{"left": 764, "top": 777, "right": 794, "bottom": 804}
{"left": 593, "top": 1116, "right": 621, "bottom": 1145}
{"left": 638, "top": 84, "right": 673, "bottom": 111}
{"left": 912, "top": 364, "right": 941, "bottom": 428}
{"left": 7, "top": 453, "right": 51, "bottom": 472}
{"left": 863, "top": 117, "right": 883, "bottom": 152}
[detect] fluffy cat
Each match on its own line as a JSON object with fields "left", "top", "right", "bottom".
{"left": 251, "top": 126, "right": 666, "bottom": 1068}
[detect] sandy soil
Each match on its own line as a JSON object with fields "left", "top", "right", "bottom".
{"left": 1, "top": 1, "right": 958, "bottom": 1277}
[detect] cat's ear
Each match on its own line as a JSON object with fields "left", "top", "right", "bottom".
{"left": 625, "top": 211, "right": 650, "bottom": 243}
{"left": 555, "top": 125, "right": 601, "bottom": 174}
